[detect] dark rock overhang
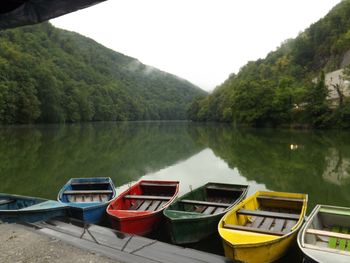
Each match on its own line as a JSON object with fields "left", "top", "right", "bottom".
{"left": 0, "top": 0, "right": 106, "bottom": 30}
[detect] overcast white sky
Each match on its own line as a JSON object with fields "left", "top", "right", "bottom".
{"left": 51, "top": 0, "right": 341, "bottom": 91}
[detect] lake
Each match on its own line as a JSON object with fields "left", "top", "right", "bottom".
{"left": 1, "top": 121, "right": 350, "bottom": 261}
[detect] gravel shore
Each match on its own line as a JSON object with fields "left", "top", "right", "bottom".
{"left": 0, "top": 223, "right": 119, "bottom": 263}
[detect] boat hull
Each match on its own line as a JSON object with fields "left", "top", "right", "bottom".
{"left": 222, "top": 230, "right": 298, "bottom": 263}
{"left": 166, "top": 213, "right": 222, "bottom": 244}
{"left": 58, "top": 177, "right": 116, "bottom": 224}
{"left": 67, "top": 203, "right": 109, "bottom": 224}
{"left": 109, "top": 210, "right": 163, "bottom": 236}
{"left": 107, "top": 180, "right": 179, "bottom": 235}
{"left": 0, "top": 195, "right": 68, "bottom": 223}
{"left": 164, "top": 182, "right": 248, "bottom": 244}
{"left": 297, "top": 205, "right": 350, "bottom": 263}
{"left": 0, "top": 207, "right": 67, "bottom": 223}
{"left": 219, "top": 191, "right": 308, "bottom": 263}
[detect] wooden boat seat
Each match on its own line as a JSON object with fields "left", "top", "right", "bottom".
{"left": 237, "top": 209, "right": 300, "bottom": 220}
{"left": 306, "top": 228, "right": 350, "bottom": 251}
{"left": 124, "top": 195, "right": 171, "bottom": 201}
{"left": 140, "top": 182, "right": 178, "bottom": 187}
{"left": 206, "top": 185, "right": 243, "bottom": 193}
{"left": 0, "top": 199, "right": 15, "bottom": 205}
{"left": 223, "top": 223, "right": 285, "bottom": 236}
{"left": 257, "top": 195, "right": 304, "bottom": 203}
{"left": 63, "top": 190, "right": 113, "bottom": 195}
{"left": 71, "top": 181, "right": 110, "bottom": 186}
{"left": 179, "top": 199, "right": 231, "bottom": 208}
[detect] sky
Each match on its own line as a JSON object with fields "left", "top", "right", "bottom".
{"left": 51, "top": 0, "right": 342, "bottom": 91}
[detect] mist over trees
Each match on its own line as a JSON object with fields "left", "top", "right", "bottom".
{"left": 0, "top": 22, "right": 206, "bottom": 124}
{"left": 189, "top": 0, "right": 350, "bottom": 128}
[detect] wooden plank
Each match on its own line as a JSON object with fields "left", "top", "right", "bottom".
{"left": 124, "top": 195, "right": 171, "bottom": 201}
{"left": 329, "top": 226, "right": 340, "bottom": 249}
{"left": 0, "top": 199, "right": 15, "bottom": 205}
{"left": 307, "top": 228, "right": 350, "bottom": 241}
{"left": 37, "top": 228, "right": 154, "bottom": 263}
{"left": 137, "top": 200, "right": 152, "bottom": 211}
{"left": 223, "top": 223, "right": 285, "bottom": 236}
{"left": 257, "top": 195, "right": 304, "bottom": 203}
{"left": 64, "top": 190, "right": 113, "bottom": 195}
{"left": 259, "top": 217, "right": 274, "bottom": 230}
{"left": 273, "top": 219, "right": 285, "bottom": 232}
{"left": 213, "top": 207, "right": 225, "bottom": 214}
{"left": 140, "top": 182, "right": 178, "bottom": 187}
{"left": 205, "top": 185, "right": 243, "bottom": 193}
{"left": 237, "top": 209, "right": 300, "bottom": 220}
{"left": 157, "top": 201, "right": 167, "bottom": 209}
{"left": 147, "top": 200, "right": 161, "bottom": 211}
{"left": 75, "top": 195, "right": 84, "bottom": 202}
{"left": 304, "top": 243, "right": 350, "bottom": 256}
{"left": 202, "top": 206, "right": 216, "bottom": 215}
{"left": 283, "top": 220, "right": 297, "bottom": 233}
{"left": 71, "top": 181, "right": 110, "bottom": 186}
{"left": 193, "top": 205, "right": 206, "bottom": 213}
{"left": 179, "top": 199, "right": 231, "bottom": 208}
{"left": 129, "top": 200, "right": 144, "bottom": 210}
{"left": 339, "top": 227, "right": 348, "bottom": 250}
{"left": 251, "top": 216, "right": 264, "bottom": 228}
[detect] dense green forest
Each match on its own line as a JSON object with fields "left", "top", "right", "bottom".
{"left": 189, "top": 0, "right": 350, "bottom": 128}
{"left": 0, "top": 22, "right": 206, "bottom": 124}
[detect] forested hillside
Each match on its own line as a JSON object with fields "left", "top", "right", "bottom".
{"left": 0, "top": 22, "right": 206, "bottom": 124}
{"left": 189, "top": 0, "right": 350, "bottom": 128}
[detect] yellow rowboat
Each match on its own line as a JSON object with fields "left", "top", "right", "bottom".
{"left": 218, "top": 191, "right": 307, "bottom": 263}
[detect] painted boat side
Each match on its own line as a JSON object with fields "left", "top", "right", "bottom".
{"left": 164, "top": 182, "right": 249, "bottom": 244}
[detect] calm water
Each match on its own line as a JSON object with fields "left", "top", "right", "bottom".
{"left": 1, "top": 122, "right": 350, "bottom": 261}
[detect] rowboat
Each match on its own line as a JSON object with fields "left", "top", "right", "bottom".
{"left": 0, "top": 193, "right": 67, "bottom": 223}
{"left": 163, "top": 182, "right": 249, "bottom": 244}
{"left": 57, "top": 177, "right": 116, "bottom": 224}
{"left": 297, "top": 204, "right": 350, "bottom": 263}
{"left": 107, "top": 180, "right": 179, "bottom": 235}
{"left": 218, "top": 191, "right": 308, "bottom": 263}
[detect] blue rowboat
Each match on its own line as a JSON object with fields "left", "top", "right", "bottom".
{"left": 0, "top": 193, "right": 68, "bottom": 223}
{"left": 57, "top": 177, "right": 116, "bottom": 224}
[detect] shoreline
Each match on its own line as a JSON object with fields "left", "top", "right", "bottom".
{"left": 0, "top": 222, "right": 119, "bottom": 263}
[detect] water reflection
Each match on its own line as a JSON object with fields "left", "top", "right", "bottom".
{"left": 0, "top": 122, "right": 204, "bottom": 199}
{"left": 185, "top": 125, "right": 350, "bottom": 211}
{"left": 0, "top": 122, "right": 350, "bottom": 213}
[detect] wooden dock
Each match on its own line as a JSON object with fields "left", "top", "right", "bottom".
{"left": 26, "top": 218, "right": 234, "bottom": 263}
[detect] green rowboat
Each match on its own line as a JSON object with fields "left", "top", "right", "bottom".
{"left": 163, "top": 182, "right": 248, "bottom": 244}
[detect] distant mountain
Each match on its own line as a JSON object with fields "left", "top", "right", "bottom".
{"left": 189, "top": 0, "right": 350, "bottom": 128}
{"left": 0, "top": 22, "right": 206, "bottom": 124}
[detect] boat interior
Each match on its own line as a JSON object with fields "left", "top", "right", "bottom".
{"left": 62, "top": 180, "right": 114, "bottom": 203}
{"left": 111, "top": 181, "right": 178, "bottom": 212}
{"left": 223, "top": 195, "right": 304, "bottom": 236}
{"left": 303, "top": 207, "right": 350, "bottom": 254}
{"left": 0, "top": 197, "right": 41, "bottom": 210}
{"left": 170, "top": 184, "right": 246, "bottom": 216}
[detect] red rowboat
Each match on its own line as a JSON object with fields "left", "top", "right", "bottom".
{"left": 107, "top": 180, "right": 179, "bottom": 235}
